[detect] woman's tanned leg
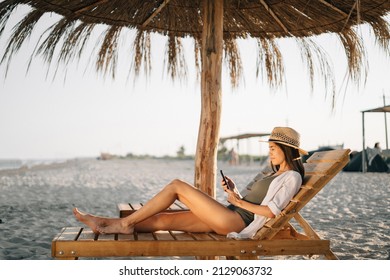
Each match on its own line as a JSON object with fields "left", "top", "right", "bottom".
{"left": 74, "top": 179, "right": 245, "bottom": 235}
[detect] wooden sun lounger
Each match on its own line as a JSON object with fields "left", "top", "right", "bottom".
{"left": 52, "top": 149, "right": 350, "bottom": 260}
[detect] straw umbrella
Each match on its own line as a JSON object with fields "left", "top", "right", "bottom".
{"left": 1, "top": 0, "right": 389, "bottom": 197}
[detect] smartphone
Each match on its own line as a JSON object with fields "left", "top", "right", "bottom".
{"left": 220, "top": 170, "right": 232, "bottom": 190}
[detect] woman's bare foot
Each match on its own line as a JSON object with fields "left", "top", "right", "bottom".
{"left": 73, "top": 208, "right": 102, "bottom": 233}
{"left": 73, "top": 208, "right": 134, "bottom": 234}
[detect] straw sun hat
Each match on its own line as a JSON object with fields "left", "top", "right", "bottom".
{"left": 261, "top": 127, "right": 308, "bottom": 155}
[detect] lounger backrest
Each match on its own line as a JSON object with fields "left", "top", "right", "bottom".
{"left": 254, "top": 149, "right": 350, "bottom": 240}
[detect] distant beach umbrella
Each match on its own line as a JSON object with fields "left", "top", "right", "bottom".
{"left": 0, "top": 0, "right": 389, "bottom": 196}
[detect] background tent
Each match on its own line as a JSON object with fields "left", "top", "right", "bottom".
{"left": 343, "top": 151, "right": 389, "bottom": 172}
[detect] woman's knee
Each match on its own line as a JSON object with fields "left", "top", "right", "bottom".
{"left": 170, "top": 178, "right": 190, "bottom": 186}
{"left": 169, "top": 178, "right": 184, "bottom": 185}
{"left": 166, "top": 179, "right": 191, "bottom": 191}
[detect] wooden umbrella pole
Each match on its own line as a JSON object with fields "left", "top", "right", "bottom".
{"left": 194, "top": 0, "right": 224, "bottom": 197}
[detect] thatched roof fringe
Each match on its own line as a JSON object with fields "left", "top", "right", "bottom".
{"left": 1, "top": 8, "right": 45, "bottom": 77}
{"left": 255, "top": 38, "right": 284, "bottom": 89}
{"left": 164, "top": 34, "right": 187, "bottom": 81}
{"left": 193, "top": 37, "right": 201, "bottom": 83}
{"left": 296, "top": 37, "right": 335, "bottom": 98}
{"left": 223, "top": 37, "right": 243, "bottom": 88}
{"left": 367, "top": 16, "right": 390, "bottom": 54}
{"left": 0, "top": 0, "right": 19, "bottom": 36}
{"left": 57, "top": 22, "right": 95, "bottom": 66}
{"left": 34, "top": 17, "right": 77, "bottom": 79}
{"left": 96, "top": 25, "right": 122, "bottom": 79}
{"left": 339, "top": 28, "right": 368, "bottom": 84}
{"left": 297, "top": 38, "right": 316, "bottom": 92}
{"left": 132, "top": 30, "right": 151, "bottom": 79}
{"left": 51, "top": 22, "right": 95, "bottom": 82}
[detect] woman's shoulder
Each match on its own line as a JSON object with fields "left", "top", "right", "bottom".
{"left": 278, "top": 170, "right": 300, "bottom": 177}
{"left": 277, "top": 170, "right": 302, "bottom": 184}
{"left": 285, "top": 170, "right": 301, "bottom": 176}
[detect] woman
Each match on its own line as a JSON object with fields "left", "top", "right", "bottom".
{"left": 74, "top": 127, "right": 307, "bottom": 238}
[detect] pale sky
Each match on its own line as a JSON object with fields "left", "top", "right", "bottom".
{"left": 0, "top": 8, "right": 389, "bottom": 159}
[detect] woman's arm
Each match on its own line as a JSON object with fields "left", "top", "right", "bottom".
{"left": 227, "top": 193, "right": 275, "bottom": 218}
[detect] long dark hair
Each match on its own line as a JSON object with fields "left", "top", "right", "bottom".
{"left": 271, "top": 142, "right": 305, "bottom": 181}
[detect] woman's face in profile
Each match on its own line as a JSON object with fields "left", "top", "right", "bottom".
{"left": 269, "top": 142, "right": 286, "bottom": 166}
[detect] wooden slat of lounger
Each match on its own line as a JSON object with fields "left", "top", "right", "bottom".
{"left": 117, "top": 203, "right": 132, "bottom": 211}
{"left": 263, "top": 182, "right": 334, "bottom": 232}
{"left": 279, "top": 174, "right": 326, "bottom": 216}
{"left": 117, "top": 233, "right": 135, "bottom": 240}
{"left": 297, "top": 160, "right": 349, "bottom": 211}
{"left": 191, "top": 233, "right": 218, "bottom": 241}
{"left": 288, "top": 152, "right": 349, "bottom": 216}
{"left": 209, "top": 233, "right": 229, "bottom": 241}
{"left": 171, "top": 231, "right": 196, "bottom": 240}
{"left": 304, "top": 150, "right": 350, "bottom": 174}
{"left": 97, "top": 234, "right": 116, "bottom": 241}
{"left": 304, "top": 162, "right": 338, "bottom": 175}
{"left": 118, "top": 203, "right": 141, "bottom": 217}
{"left": 127, "top": 202, "right": 187, "bottom": 211}
{"left": 129, "top": 203, "right": 143, "bottom": 210}
{"left": 307, "top": 149, "right": 350, "bottom": 163}
{"left": 52, "top": 227, "right": 82, "bottom": 241}
{"left": 255, "top": 226, "right": 285, "bottom": 241}
{"left": 303, "top": 174, "right": 328, "bottom": 188}
{"left": 78, "top": 228, "right": 96, "bottom": 241}
{"left": 259, "top": 194, "right": 323, "bottom": 233}
{"left": 267, "top": 175, "right": 327, "bottom": 226}
{"left": 137, "top": 232, "right": 157, "bottom": 241}
{"left": 154, "top": 231, "right": 175, "bottom": 240}
{"left": 168, "top": 201, "right": 187, "bottom": 210}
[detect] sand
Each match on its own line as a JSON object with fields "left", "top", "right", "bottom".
{"left": 0, "top": 158, "right": 389, "bottom": 260}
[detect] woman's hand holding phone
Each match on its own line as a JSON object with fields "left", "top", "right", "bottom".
{"left": 220, "top": 170, "right": 233, "bottom": 190}
{"left": 220, "top": 170, "right": 242, "bottom": 198}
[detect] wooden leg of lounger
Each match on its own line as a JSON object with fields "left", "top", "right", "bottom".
{"left": 293, "top": 213, "right": 321, "bottom": 240}
{"left": 324, "top": 250, "right": 338, "bottom": 260}
{"left": 294, "top": 214, "right": 339, "bottom": 259}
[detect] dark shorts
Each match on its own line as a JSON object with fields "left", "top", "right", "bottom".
{"left": 227, "top": 204, "right": 254, "bottom": 226}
